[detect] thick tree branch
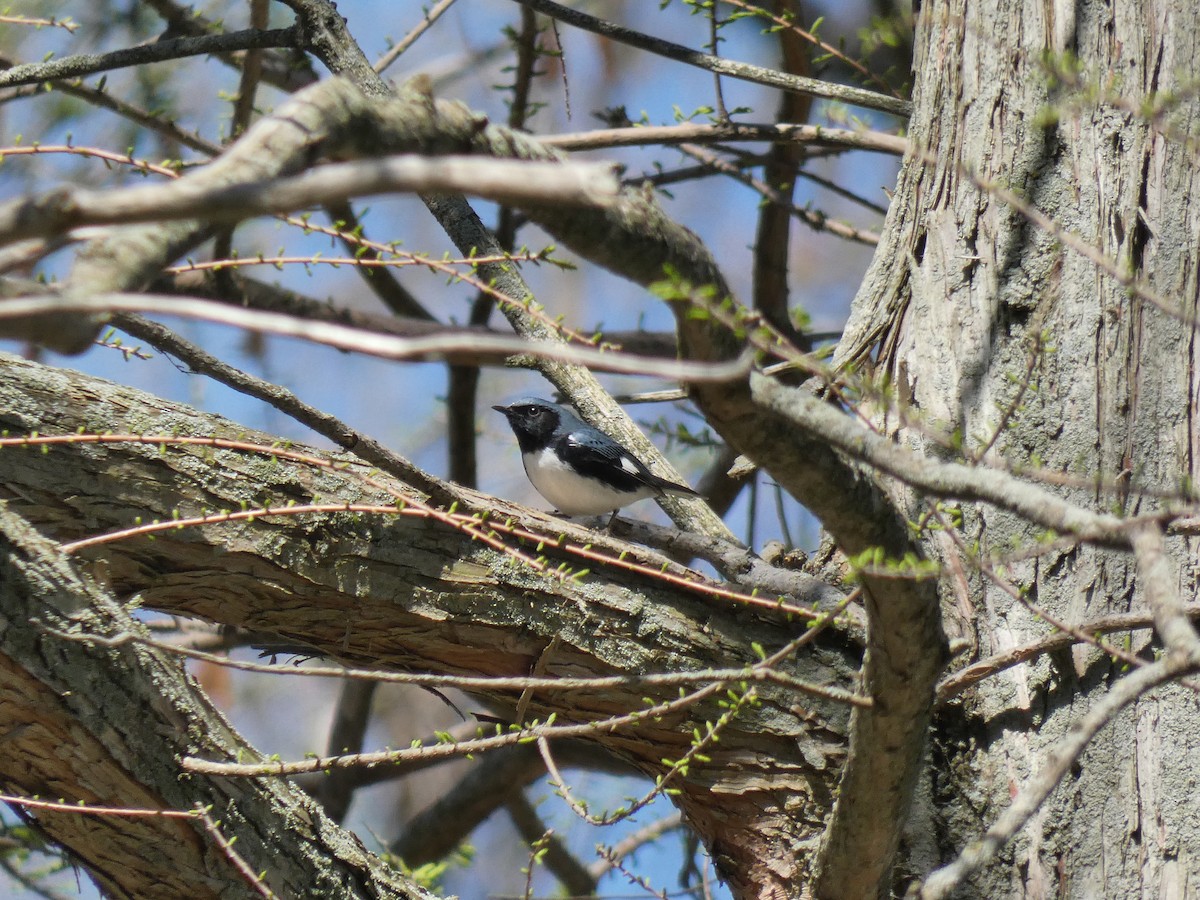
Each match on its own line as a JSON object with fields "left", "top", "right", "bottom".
{"left": 0, "top": 504, "right": 429, "bottom": 899}
{"left": 0, "top": 352, "right": 860, "bottom": 896}
{"left": 0, "top": 156, "right": 619, "bottom": 245}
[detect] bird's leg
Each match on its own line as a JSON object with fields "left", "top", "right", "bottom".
{"left": 605, "top": 510, "right": 619, "bottom": 531}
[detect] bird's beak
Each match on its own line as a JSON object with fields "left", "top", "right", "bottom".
{"left": 491, "top": 404, "right": 508, "bottom": 414}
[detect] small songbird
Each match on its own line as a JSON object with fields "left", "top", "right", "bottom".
{"left": 493, "top": 397, "right": 699, "bottom": 518}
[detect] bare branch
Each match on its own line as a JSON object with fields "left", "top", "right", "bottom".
{"left": 509, "top": 0, "right": 912, "bottom": 116}
{"left": 0, "top": 27, "right": 299, "bottom": 88}
{"left": 506, "top": 793, "right": 597, "bottom": 898}
{"left": 588, "top": 812, "right": 684, "bottom": 881}
{"left": 390, "top": 746, "right": 546, "bottom": 865}
{"left": 750, "top": 373, "right": 1138, "bottom": 546}
{"left": 0, "top": 155, "right": 621, "bottom": 245}
{"left": 1129, "top": 521, "right": 1200, "bottom": 657}
{"left": 937, "top": 605, "right": 1200, "bottom": 701}
{"left": 677, "top": 142, "right": 881, "bottom": 246}
{"left": 374, "top": 0, "right": 460, "bottom": 74}
{"left": 322, "top": 201, "right": 434, "bottom": 320}
{"left": 0, "top": 293, "right": 753, "bottom": 382}
{"left": 138, "top": 0, "right": 318, "bottom": 90}
{"left": 312, "top": 680, "right": 377, "bottom": 822}
{"left": 539, "top": 120, "right": 908, "bottom": 158}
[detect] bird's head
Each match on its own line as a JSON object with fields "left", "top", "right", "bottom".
{"left": 492, "top": 398, "right": 564, "bottom": 449}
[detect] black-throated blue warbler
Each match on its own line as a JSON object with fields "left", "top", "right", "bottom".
{"left": 493, "top": 398, "right": 698, "bottom": 517}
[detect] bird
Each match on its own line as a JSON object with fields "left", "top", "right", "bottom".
{"left": 492, "top": 397, "right": 699, "bottom": 519}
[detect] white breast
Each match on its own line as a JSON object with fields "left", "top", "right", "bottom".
{"left": 521, "top": 448, "right": 657, "bottom": 515}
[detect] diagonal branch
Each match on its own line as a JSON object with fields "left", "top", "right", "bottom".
{"left": 0, "top": 27, "right": 300, "bottom": 88}
{"left": 919, "top": 654, "right": 1196, "bottom": 899}
{"left": 1129, "top": 522, "right": 1200, "bottom": 656}
{"left": 509, "top": 0, "right": 912, "bottom": 116}
{"left": 139, "top": 0, "right": 318, "bottom": 90}
{"left": 749, "top": 373, "right": 1145, "bottom": 545}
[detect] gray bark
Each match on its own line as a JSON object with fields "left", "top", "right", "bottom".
{"left": 0, "top": 501, "right": 432, "bottom": 900}
{"left": 838, "top": 0, "right": 1200, "bottom": 894}
{"left": 0, "top": 352, "right": 858, "bottom": 898}
{"left": 3, "top": 0, "right": 1196, "bottom": 895}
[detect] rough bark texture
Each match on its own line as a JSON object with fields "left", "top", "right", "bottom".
{"left": 0, "top": 505, "right": 433, "bottom": 900}
{"left": 838, "top": 0, "right": 1200, "bottom": 894}
{"left": 0, "top": 352, "right": 858, "bottom": 899}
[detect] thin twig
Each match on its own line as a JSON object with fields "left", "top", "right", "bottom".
{"left": 0, "top": 15, "right": 78, "bottom": 32}
{"left": 183, "top": 683, "right": 743, "bottom": 778}
{"left": 937, "top": 605, "right": 1200, "bottom": 701}
{"left": 0, "top": 293, "right": 753, "bottom": 382}
{"left": 42, "top": 620, "right": 864, "bottom": 705}
{"left": 717, "top": 0, "right": 903, "bottom": 99}
{"left": 677, "top": 142, "right": 880, "bottom": 245}
{"left": 374, "top": 0, "right": 460, "bottom": 73}
{"left": 540, "top": 121, "right": 907, "bottom": 154}
{"left": 197, "top": 807, "right": 277, "bottom": 899}
{"left": 510, "top": 0, "right": 911, "bottom": 116}
{"left": 507, "top": 794, "right": 596, "bottom": 898}
{"left": 587, "top": 812, "right": 683, "bottom": 880}
{"left": 537, "top": 594, "right": 857, "bottom": 826}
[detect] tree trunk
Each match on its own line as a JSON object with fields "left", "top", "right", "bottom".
{"left": 839, "top": 0, "right": 1200, "bottom": 893}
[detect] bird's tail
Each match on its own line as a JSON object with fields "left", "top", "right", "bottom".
{"left": 655, "top": 478, "right": 699, "bottom": 498}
